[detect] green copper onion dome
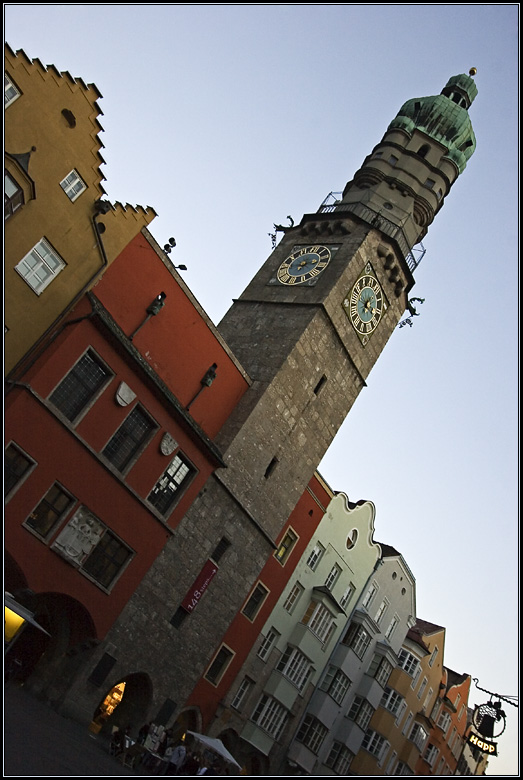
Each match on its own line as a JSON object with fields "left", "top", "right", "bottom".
{"left": 388, "top": 72, "right": 477, "bottom": 174}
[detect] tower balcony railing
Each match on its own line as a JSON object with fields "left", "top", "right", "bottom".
{"left": 318, "top": 192, "right": 425, "bottom": 273}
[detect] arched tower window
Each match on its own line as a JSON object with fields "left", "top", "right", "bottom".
{"left": 417, "top": 144, "right": 431, "bottom": 159}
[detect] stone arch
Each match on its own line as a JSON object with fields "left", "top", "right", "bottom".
{"left": 214, "top": 728, "right": 269, "bottom": 776}
{"left": 170, "top": 706, "right": 201, "bottom": 743}
{"left": 91, "top": 671, "right": 154, "bottom": 736}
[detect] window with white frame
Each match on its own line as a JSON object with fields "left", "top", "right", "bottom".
{"left": 23, "top": 482, "right": 76, "bottom": 539}
{"left": 428, "top": 646, "right": 439, "bottom": 667}
{"left": 5, "top": 170, "right": 24, "bottom": 219}
{"left": 325, "top": 563, "right": 342, "bottom": 591}
{"left": 325, "top": 741, "right": 354, "bottom": 774}
{"left": 275, "top": 528, "right": 298, "bottom": 565}
{"left": 374, "top": 599, "right": 388, "bottom": 624}
{"left": 283, "top": 582, "right": 304, "bottom": 614}
{"left": 386, "top": 751, "right": 398, "bottom": 775}
{"left": 385, "top": 615, "right": 399, "bottom": 640}
{"left": 437, "top": 710, "right": 452, "bottom": 735}
{"left": 394, "top": 761, "right": 414, "bottom": 775}
{"left": 302, "top": 600, "right": 336, "bottom": 645}
{"left": 49, "top": 349, "right": 112, "bottom": 423}
{"left": 276, "top": 646, "right": 313, "bottom": 691}
{"left": 448, "top": 727, "right": 457, "bottom": 753}
{"left": 401, "top": 712, "right": 413, "bottom": 736}
{"left": 5, "top": 72, "right": 20, "bottom": 107}
{"left": 417, "top": 676, "right": 428, "bottom": 700}
{"left": 361, "top": 582, "right": 378, "bottom": 609}
{"left": 102, "top": 404, "right": 157, "bottom": 473}
{"left": 147, "top": 453, "right": 194, "bottom": 516}
{"left": 423, "top": 687, "right": 434, "bottom": 713}
{"left": 231, "top": 677, "right": 253, "bottom": 711}
{"left": 306, "top": 543, "right": 325, "bottom": 570}
{"left": 409, "top": 722, "right": 428, "bottom": 751}
{"left": 367, "top": 654, "right": 393, "bottom": 688}
{"left": 251, "top": 694, "right": 288, "bottom": 739}
{"left": 204, "top": 645, "right": 234, "bottom": 685}
{"left": 242, "top": 582, "right": 269, "bottom": 621}
{"left": 348, "top": 695, "right": 375, "bottom": 731}
{"left": 320, "top": 666, "right": 351, "bottom": 704}
{"left": 340, "top": 581, "right": 355, "bottom": 609}
{"left": 59, "top": 169, "right": 87, "bottom": 201}
{"left": 381, "top": 687, "right": 405, "bottom": 717}
{"left": 51, "top": 505, "right": 133, "bottom": 590}
{"left": 430, "top": 699, "right": 442, "bottom": 722}
{"left": 398, "top": 649, "right": 420, "bottom": 677}
{"left": 15, "top": 237, "right": 66, "bottom": 294}
{"left": 361, "top": 729, "right": 388, "bottom": 760}
{"left": 257, "top": 627, "right": 280, "bottom": 661}
{"left": 343, "top": 622, "right": 371, "bottom": 659}
{"left": 424, "top": 743, "right": 439, "bottom": 768}
{"left": 296, "top": 714, "right": 328, "bottom": 754}
{"left": 410, "top": 665, "right": 421, "bottom": 690}
{"left": 458, "top": 704, "right": 465, "bottom": 722}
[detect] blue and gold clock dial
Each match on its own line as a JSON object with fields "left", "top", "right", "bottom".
{"left": 343, "top": 270, "right": 385, "bottom": 339}
{"left": 277, "top": 245, "right": 331, "bottom": 285}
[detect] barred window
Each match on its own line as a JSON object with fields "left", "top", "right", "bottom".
{"left": 49, "top": 350, "right": 111, "bottom": 422}
{"left": 102, "top": 405, "right": 156, "bottom": 472}
{"left": 296, "top": 714, "right": 328, "bottom": 754}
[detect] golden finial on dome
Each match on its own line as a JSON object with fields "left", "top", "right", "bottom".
{"left": 469, "top": 67, "right": 477, "bottom": 76}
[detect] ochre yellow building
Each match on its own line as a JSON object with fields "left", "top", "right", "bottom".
{"left": 5, "top": 44, "right": 156, "bottom": 376}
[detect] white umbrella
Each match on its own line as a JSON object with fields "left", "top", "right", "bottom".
{"left": 186, "top": 731, "right": 241, "bottom": 769}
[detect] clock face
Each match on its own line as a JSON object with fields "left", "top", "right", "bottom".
{"left": 343, "top": 269, "right": 385, "bottom": 342}
{"left": 277, "top": 245, "right": 332, "bottom": 285}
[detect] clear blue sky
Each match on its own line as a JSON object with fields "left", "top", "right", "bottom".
{"left": 5, "top": 4, "right": 519, "bottom": 774}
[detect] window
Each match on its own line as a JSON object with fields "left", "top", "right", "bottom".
{"left": 251, "top": 695, "right": 288, "bottom": 739}
{"left": 49, "top": 349, "right": 111, "bottom": 422}
{"left": 402, "top": 712, "right": 413, "bottom": 736}
{"left": 24, "top": 483, "right": 75, "bottom": 539}
{"left": 276, "top": 646, "right": 313, "bottom": 691}
{"left": 418, "top": 676, "right": 428, "bottom": 700}
{"left": 423, "top": 687, "right": 434, "bottom": 713}
{"left": 275, "top": 528, "right": 298, "bottom": 565}
{"left": 361, "top": 582, "right": 377, "bottom": 609}
{"left": 5, "top": 170, "right": 24, "bottom": 219}
{"left": 210, "top": 537, "right": 231, "bottom": 564}
{"left": 340, "top": 582, "right": 355, "bottom": 608}
{"left": 170, "top": 607, "right": 188, "bottom": 629}
{"left": 394, "top": 761, "right": 414, "bottom": 775}
{"left": 5, "top": 72, "right": 20, "bottom": 107}
{"left": 283, "top": 582, "right": 304, "bottom": 614}
{"left": 148, "top": 452, "right": 194, "bottom": 515}
{"left": 60, "top": 169, "right": 87, "bottom": 201}
{"left": 398, "top": 649, "right": 420, "bottom": 677}
{"left": 374, "top": 599, "right": 388, "bottom": 624}
{"left": 388, "top": 154, "right": 399, "bottom": 166}
{"left": 409, "top": 722, "right": 428, "bottom": 751}
{"left": 428, "top": 646, "right": 439, "bottom": 666}
{"left": 458, "top": 704, "right": 465, "bottom": 722}
{"left": 410, "top": 665, "right": 421, "bottom": 690}
{"left": 385, "top": 615, "right": 399, "bottom": 640}
{"left": 306, "top": 543, "right": 325, "bottom": 570}
{"left": 205, "top": 645, "right": 234, "bottom": 685}
{"left": 258, "top": 628, "right": 280, "bottom": 661}
{"left": 343, "top": 622, "right": 371, "bottom": 659}
{"left": 231, "top": 678, "right": 253, "bottom": 711}
{"left": 325, "top": 741, "right": 354, "bottom": 774}
{"left": 367, "top": 654, "right": 393, "bottom": 688}
{"left": 325, "top": 563, "right": 342, "bottom": 591}
{"left": 437, "top": 710, "right": 452, "bottom": 735}
{"left": 362, "top": 729, "right": 388, "bottom": 760}
{"left": 5, "top": 442, "right": 35, "bottom": 498}
{"left": 320, "top": 666, "right": 351, "bottom": 704}
{"left": 51, "top": 505, "right": 133, "bottom": 590}
{"left": 381, "top": 687, "right": 405, "bottom": 717}
{"left": 242, "top": 582, "right": 269, "bottom": 621}
{"left": 423, "top": 178, "right": 436, "bottom": 189}
{"left": 15, "top": 238, "right": 66, "bottom": 294}
{"left": 296, "top": 714, "right": 328, "bottom": 754}
{"left": 348, "top": 695, "right": 375, "bottom": 731}
{"left": 302, "top": 600, "right": 336, "bottom": 645}
{"left": 102, "top": 405, "right": 156, "bottom": 472}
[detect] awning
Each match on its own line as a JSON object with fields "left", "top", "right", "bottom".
{"left": 186, "top": 731, "right": 241, "bottom": 768}
{"left": 5, "top": 592, "right": 50, "bottom": 640}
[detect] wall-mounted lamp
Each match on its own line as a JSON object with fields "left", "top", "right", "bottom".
{"left": 130, "top": 292, "right": 167, "bottom": 341}
{"left": 163, "top": 237, "right": 176, "bottom": 254}
{"left": 173, "top": 264, "right": 187, "bottom": 272}
{"left": 186, "top": 363, "right": 218, "bottom": 410}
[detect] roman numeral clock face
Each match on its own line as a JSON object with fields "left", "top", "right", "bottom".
{"left": 343, "top": 265, "right": 387, "bottom": 345}
{"left": 277, "top": 245, "right": 333, "bottom": 285}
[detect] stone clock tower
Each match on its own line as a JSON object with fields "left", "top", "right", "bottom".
{"left": 68, "top": 73, "right": 477, "bottom": 725}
